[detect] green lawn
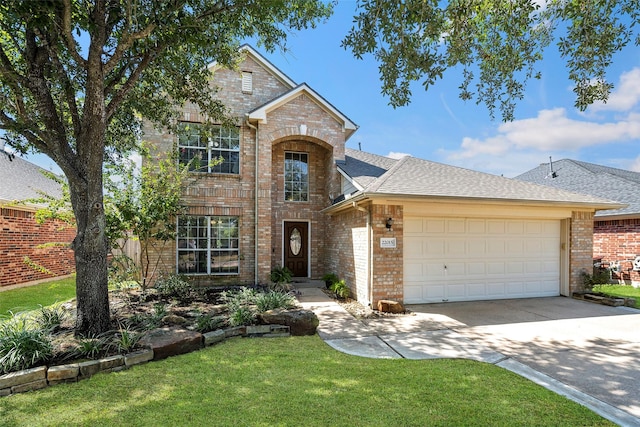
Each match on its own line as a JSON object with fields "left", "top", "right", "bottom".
{"left": 0, "top": 336, "right": 613, "bottom": 427}
{"left": 0, "top": 276, "right": 76, "bottom": 317}
{"left": 592, "top": 284, "right": 640, "bottom": 308}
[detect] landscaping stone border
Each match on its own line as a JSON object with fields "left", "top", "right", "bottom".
{"left": 572, "top": 292, "right": 636, "bottom": 307}
{"left": 0, "top": 324, "right": 290, "bottom": 398}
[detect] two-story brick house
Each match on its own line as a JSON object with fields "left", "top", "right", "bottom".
{"left": 145, "top": 45, "right": 622, "bottom": 308}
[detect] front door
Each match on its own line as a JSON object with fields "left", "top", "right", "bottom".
{"left": 284, "top": 221, "right": 308, "bottom": 277}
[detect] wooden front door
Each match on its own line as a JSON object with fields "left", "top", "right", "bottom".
{"left": 284, "top": 222, "right": 308, "bottom": 277}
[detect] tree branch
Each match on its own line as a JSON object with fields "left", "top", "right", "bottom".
{"left": 60, "top": 0, "right": 87, "bottom": 67}
{"left": 106, "top": 47, "right": 159, "bottom": 120}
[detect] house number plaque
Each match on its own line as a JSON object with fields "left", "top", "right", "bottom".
{"left": 380, "top": 237, "right": 396, "bottom": 248}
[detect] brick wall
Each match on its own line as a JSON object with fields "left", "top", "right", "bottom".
{"left": 570, "top": 211, "right": 594, "bottom": 293}
{"left": 325, "top": 206, "right": 369, "bottom": 303}
{"left": 370, "top": 205, "right": 403, "bottom": 305}
{"left": 0, "top": 207, "right": 75, "bottom": 288}
{"left": 270, "top": 140, "right": 332, "bottom": 278}
{"left": 594, "top": 218, "right": 640, "bottom": 284}
{"left": 144, "top": 50, "right": 347, "bottom": 286}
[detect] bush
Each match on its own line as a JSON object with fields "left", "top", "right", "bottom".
{"left": 228, "top": 306, "right": 256, "bottom": 327}
{"left": 255, "top": 291, "right": 297, "bottom": 313}
{"left": 581, "top": 269, "right": 610, "bottom": 291}
{"left": 73, "top": 335, "right": 109, "bottom": 359}
{"left": 34, "top": 303, "right": 67, "bottom": 332}
{"left": 194, "top": 313, "right": 225, "bottom": 333}
{"left": 112, "top": 327, "right": 141, "bottom": 354}
{"left": 270, "top": 266, "right": 292, "bottom": 287}
{"left": 0, "top": 318, "right": 53, "bottom": 374}
{"left": 330, "top": 280, "right": 350, "bottom": 299}
{"left": 321, "top": 273, "right": 339, "bottom": 289}
{"left": 220, "top": 287, "right": 258, "bottom": 311}
{"left": 155, "top": 274, "right": 193, "bottom": 302}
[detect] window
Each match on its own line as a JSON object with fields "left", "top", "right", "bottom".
{"left": 178, "top": 123, "right": 240, "bottom": 174}
{"left": 284, "top": 152, "right": 308, "bottom": 201}
{"left": 177, "top": 216, "right": 239, "bottom": 275}
{"left": 241, "top": 71, "right": 253, "bottom": 93}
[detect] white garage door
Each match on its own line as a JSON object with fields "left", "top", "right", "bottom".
{"left": 404, "top": 217, "right": 560, "bottom": 304}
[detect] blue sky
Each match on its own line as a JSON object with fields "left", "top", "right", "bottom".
{"left": 25, "top": 1, "right": 640, "bottom": 177}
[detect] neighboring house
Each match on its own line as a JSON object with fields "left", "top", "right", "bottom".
{"left": 0, "top": 149, "right": 75, "bottom": 288}
{"left": 516, "top": 159, "right": 640, "bottom": 286}
{"left": 145, "top": 45, "right": 622, "bottom": 306}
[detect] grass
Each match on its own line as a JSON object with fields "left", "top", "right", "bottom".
{"left": 0, "top": 276, "right": 76, "bottom": 317}
{"left": 0, "top": 336, "right": 613, "bottom": 427}
{"left": 592, "top": 284, "right": 640, "bottom": 308}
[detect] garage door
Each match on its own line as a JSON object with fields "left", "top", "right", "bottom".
{"left": 404, "top": 217, "right": 560, "bottom": 303}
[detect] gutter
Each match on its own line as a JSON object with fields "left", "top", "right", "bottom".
{"left": 323, "top": 192, "right": 626, "bottom": 215}
{"left": 245, "top": 115, "right": 259, "bottom": 284}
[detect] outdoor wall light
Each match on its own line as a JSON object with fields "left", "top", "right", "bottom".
{"left": 385, "top": 217, "right": 394, "bottom": 231}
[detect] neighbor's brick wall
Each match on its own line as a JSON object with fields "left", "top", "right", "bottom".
{"left": 370, "top": 205, "right": 403, "bottom": 305}
{"left": 594, "top": 218, "right": 640, "bottom": 284}
{"left": 0, "top": 207, "right": 75, "bottom": 288}
{"left": 570, "top": 211, "right": 594, "bottom": 293}
{"left": 325, "top": 206, "right": 369, "bottom": 303}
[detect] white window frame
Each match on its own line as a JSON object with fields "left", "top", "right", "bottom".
{"left": 176, "top": 215, "right": 239, "bottom": 275}
{"left": 284, "top": 151, "right": 309, "bottom": 202}
{"left": 177, "top": 122, "right": 240, "bottom": 174}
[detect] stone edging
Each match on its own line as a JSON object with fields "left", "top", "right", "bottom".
{"left": 572, "top": 292, "right": 636, "bottom": 307}
{"left": 0, "top": 324, "right": 290, "bottom": 398}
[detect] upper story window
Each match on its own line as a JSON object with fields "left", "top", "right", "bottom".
{"left": 178, "top": 122, "right": 240, "bottom": 174}
{"left": 284, "top": 152, "right": 308, "bottom": 202}
{"left": 241, "top": 71, "right": 253, "bottom": 93}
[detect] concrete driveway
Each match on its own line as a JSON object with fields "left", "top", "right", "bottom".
{"left": 407, "top": 297, "right": 640, "bottom": 423}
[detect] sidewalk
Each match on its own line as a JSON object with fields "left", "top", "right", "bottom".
{"left": 295, "top": 283, "right": 640, "bottom": 427}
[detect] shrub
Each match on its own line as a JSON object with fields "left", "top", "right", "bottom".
{"left": 34, "top": 303, "right": 67, "bottom": 332}
{"left": 112, "top": 327, "right": 141, "bottom": 354}
{"left": 220, "top": 287, "right": 258, "bottom": 311}
{"left": 194, "top": 313, "right": 225, "bottom": 333}
{"left": 0, "top": 318, "right": 53, "bottom": 374}
{"left": 255, "top": 291, "right": 297, "bottom": 313}
{"left": 321, "top": 273, "right": 339, "bottom": 289}
{"left": 228, "top": 306, "right": 256, "bottom": 327}
{"left": 74, "top": 336, "right": 109, "bottom": 359}
{"left": 330, "top": 280, "right": 350, "bottom": 299}
{"left": 581, "top": 269, "right": 610, "bottom": 291}
{"left": 270, "top": 266, "right": 292, "bottom": 287}
{"left": 155, "top": 274, "right": 193, "bottom": 302}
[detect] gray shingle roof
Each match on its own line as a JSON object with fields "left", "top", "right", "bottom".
{"left": 515, "top": 159, "right": 640, "bottom": 217}
{"left": 0, "top": 151, "right": 63, "bottom": 205}
{"left": 338, "top": 149, "right": 621, "bottom": 208}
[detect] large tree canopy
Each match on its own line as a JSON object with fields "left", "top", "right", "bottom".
{"left": 0, "top": 0, "right": 331, "bottom": 336}
{"left": 343, "top": 0, "right": 640, "bottom": 121}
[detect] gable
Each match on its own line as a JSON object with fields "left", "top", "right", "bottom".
{"left": 248, "top": 84, "right": 357, "bottom": 139}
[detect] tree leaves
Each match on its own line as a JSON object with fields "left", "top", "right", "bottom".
{"left": 343, "top": 0, "right": 640, "bottom": 121}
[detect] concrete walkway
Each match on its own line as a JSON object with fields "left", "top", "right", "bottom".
{"left": 296, "top": 284, "right": 640, "bottom": 427}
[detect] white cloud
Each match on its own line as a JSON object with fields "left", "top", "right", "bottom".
{"left": 387, "top": 151, "right": 411, "bottom": 159}
{"left": 589, "top": 67, "right": 640, "bottom": 112}
{"left": 628, "top": 155, "right": 640, "bottom": 173}
{"left": 448, "top": 108, "right": 640, "bottom": 161}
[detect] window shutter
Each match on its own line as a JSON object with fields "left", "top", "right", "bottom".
{"left": 242, "top": 71, "right": 253, "bottom": 93}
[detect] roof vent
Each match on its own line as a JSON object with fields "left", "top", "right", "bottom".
{"left": 546, "top": 156, "right": 557, "bottom": 179}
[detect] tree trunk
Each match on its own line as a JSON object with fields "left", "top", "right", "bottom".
{"left": 69, "top": 164, "right": 111, "bottom": 337}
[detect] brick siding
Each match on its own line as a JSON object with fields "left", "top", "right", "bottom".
{"left": 570, "top": 211, "right": 594, "bottom": 293}
{"left": 0, "top": 207, "right": 75, "bottom": 288}
{"left": 144, "top": 52, "right": 346, "bottom": 286}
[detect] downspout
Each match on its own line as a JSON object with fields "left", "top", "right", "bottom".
{"left": 246, "top": 115, "right": 259, "bottom": 284}
{"left": 353, "top": 201, "right": 373, "bottom": 307}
